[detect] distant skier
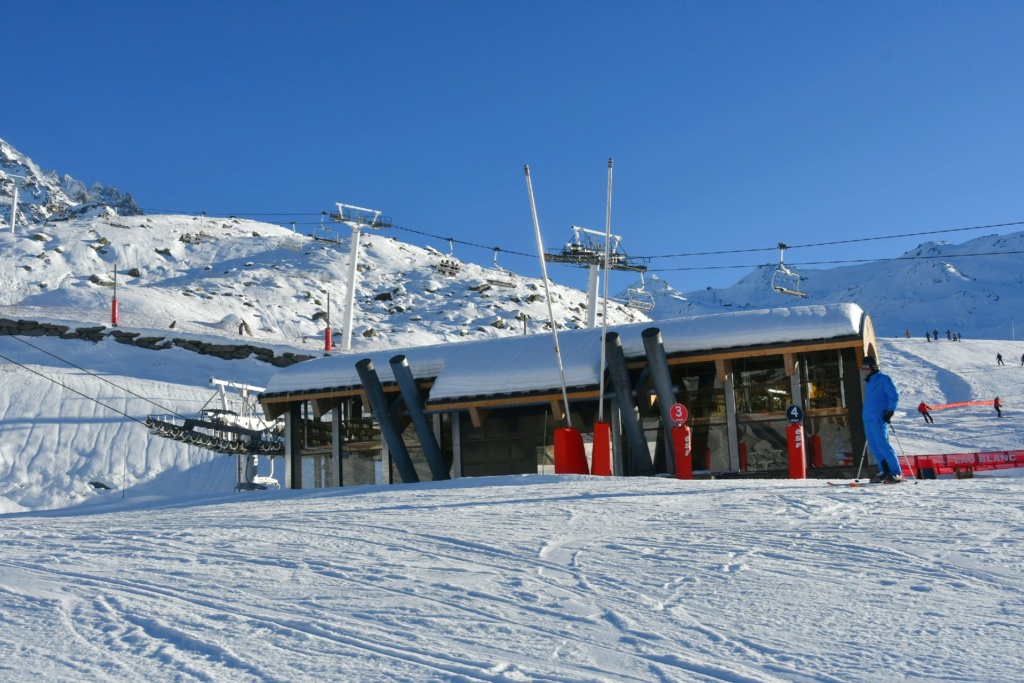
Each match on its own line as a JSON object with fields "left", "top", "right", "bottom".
{"left": 1021, "top": 353, "right": 1024, "bottom": 367}
{"left": 926, "top": 332, "right": 931, "bottom": 342}
{"left": 861, "top": 355, "right": 904, "bottom": 483}
{"left": 905, "top": 330, "right": 911, "bottom": 339}
{"left": 947, "top": 330, "right": 951, "bottom": 340}
{"left": 997, "top": 353, "right": 1004, "bottom": 366}
{"left": 933, "top": 329, "right": 939, "bottom": 340}
{"left": 918, "top": 402, "right": 934, "bottom": 424}
{"left": 995, "top": 397, "right": 1003, "bottom": 418}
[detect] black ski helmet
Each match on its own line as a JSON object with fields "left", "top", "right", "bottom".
{"left": 862, "top": 355, "right": 879, "bottom": 370}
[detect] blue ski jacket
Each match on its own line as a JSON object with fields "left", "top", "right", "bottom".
{"left": 862, "top": 371, "right": 899, "bottom": 420}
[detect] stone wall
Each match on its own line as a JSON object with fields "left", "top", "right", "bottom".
{"left": 0, "top": 318, "right": 316, "bottom": 368}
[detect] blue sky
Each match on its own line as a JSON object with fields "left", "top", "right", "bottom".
{"left": 5, "top": 1, "right": 1024, "bottom": 294}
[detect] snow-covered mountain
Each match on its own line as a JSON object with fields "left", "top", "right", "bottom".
{"left": 631, "top": 234, "right": 1024, "bottom": 340}
{"left": 4, "top": 135, "right": 1023, "bottom": 342}
{"left": 0, "top": 138, "right": 140, "bottom": 226}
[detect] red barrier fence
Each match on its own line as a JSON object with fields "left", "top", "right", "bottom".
{"left": 906, "top": 450, "right": 1024, "bottom": 477}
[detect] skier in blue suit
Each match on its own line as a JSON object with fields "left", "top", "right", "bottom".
{"left": 861, "top": 355, "right": 904, "bottom": 483}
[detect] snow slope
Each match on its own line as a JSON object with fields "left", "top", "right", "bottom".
{"left": 1, "top": 473, "right": 1022, "bottom": 682}
{"left": 1, "top": 335, "right": 1023, "bottom": 681}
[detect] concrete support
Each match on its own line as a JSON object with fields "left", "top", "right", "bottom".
{"left": 330, "top": 406, "right": 343, "bottom": 487}
{"left": 451, "top": 411, "right": 462, "bottom": 478}
{"left": 721, "top": 361, "right": 740, "bottom": 472}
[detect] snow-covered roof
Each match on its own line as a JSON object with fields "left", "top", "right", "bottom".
{"left": 262, "top": 303, "right": 866, "bottom": 403}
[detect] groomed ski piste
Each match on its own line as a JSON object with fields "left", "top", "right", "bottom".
{"left": 1, "top": 330, "right": 1023, "bottom": 682}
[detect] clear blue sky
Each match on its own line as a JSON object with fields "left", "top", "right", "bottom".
{"left": 5, "top": 1, "right": 1024, "bottom": 294}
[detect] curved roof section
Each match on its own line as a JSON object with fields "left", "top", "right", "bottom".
{"left": 262, "top": 304, "right": 866, "bottom": 404}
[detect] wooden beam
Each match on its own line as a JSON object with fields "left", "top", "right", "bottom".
{"left": 783, "top": 352, "right": 797, "bottom": 377}
{"left": 468, "top": 406, "right": 490, "bottom": 429}
{"left": 312, "top": 397, "right": 340, "bottom": 419}
{"left": 427, "top": 389, "right": 600, "bottom": 413}
{"left": 715, "top": 358, "right": 731, "bottom": 383}
{"left": 628, "top": 339, "right": 862, "bottom": 370}
{"left": 550, "top": 400, "right": 565, "bottom": 424}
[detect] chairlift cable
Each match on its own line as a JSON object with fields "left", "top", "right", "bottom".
{"left": 131, "top": 205, "right": 1024, "bottom": 278}
{"left": 650, "top": 249, "right": 1024, "bottom": 274}
{"left": 4, "top": 335, "right": 188, "bottom": 419}
{"left": 0, "top": 349, "right": 148, "bottom": 426}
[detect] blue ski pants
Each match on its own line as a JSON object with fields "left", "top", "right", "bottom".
{"left": 864, "top": 418, "right": 901, "bottom": 475}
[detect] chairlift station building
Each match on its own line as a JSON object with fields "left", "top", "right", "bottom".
{"left": 258, "top": 304, "right": 880, "bottom": 487}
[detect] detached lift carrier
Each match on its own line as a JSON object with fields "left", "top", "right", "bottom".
{"left": 146, "top": 378, "right": 284, "bottom": 490}
{"left": 545, "top": 225, "right": 652, "bottom": 327}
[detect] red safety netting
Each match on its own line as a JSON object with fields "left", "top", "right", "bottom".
{"left": 927, "top": 399, "right": 998, "bottom": 411}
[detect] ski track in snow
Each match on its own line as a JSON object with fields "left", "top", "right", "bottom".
{"left": 1, "top": 477, "right": 1023, "bottom": 682}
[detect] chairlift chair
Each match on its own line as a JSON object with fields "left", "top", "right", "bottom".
{"left": 626, "top": 272, "right": 656, "bottom": 312}
{"left": 486, "top": 247, "right": 515, "bottom": 287}
{"left": 312, "top": 211, "right": 341, "bottom": 244}
{"left": 771, "top": 243, "right": 807, "bottom": 298}
{"left": 435, "top": 238, "right": 462, "bottom": 277}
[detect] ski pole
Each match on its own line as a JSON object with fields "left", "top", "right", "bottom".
{"left": 888, "top": 422, "right": 918, "bottom": 482}
{"left": 855, "top": 441, "right": 869, "bottom": 481}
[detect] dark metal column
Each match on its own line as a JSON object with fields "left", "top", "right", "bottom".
{"left": 643, "top": 327, "right": 679, "bottom": 475}
{"left": 355, "top": 358, "right": 420, "bottom": 484}
{"left": 605, "top": 332, "right": 654, "bottom": 475}
{"left": 390, "top": 355, "right": 449, "bottom": 480}
{"left": 285, "top": 402, "right": 303, "bottom": 489}
{"left": 330, "top": 405, "right": 343, "bottom": 487}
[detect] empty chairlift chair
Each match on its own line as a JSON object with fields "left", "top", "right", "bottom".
{"left": 771, "top": 242, "right": 807, "bottom": 298}
{"left": 626, "top": 272, "right": 656, "bottom": 312}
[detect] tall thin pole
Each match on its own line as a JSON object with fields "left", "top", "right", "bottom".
{"left": 111, "top": 264, "right": 118, "bottom": 327}
{"left": 598, "top": 158, "right": 613, "bottom": 422}
{"left": 9, "top": 185, "right": 17, "bottom": 234}
{"left": 524, "top": 165, "right": 572, "bottom": 428}
{"left": 341, "top": 224, "right": 362, "bottom": 351}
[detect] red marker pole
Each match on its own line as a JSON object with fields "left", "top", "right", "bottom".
{"left": 325, "top": 292, "right": 332, "bottom": 350}
{"left": 111, "top": 265, "right": 118, "bottom": 327}
{"left": 672, "top": 424, "right": 692, "bottom": 479}
{"left": 787, "top": 422, "right": 807, "bottom": 479}
{"left": 669, "top": 403, "right": 692, "bottom": 479}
